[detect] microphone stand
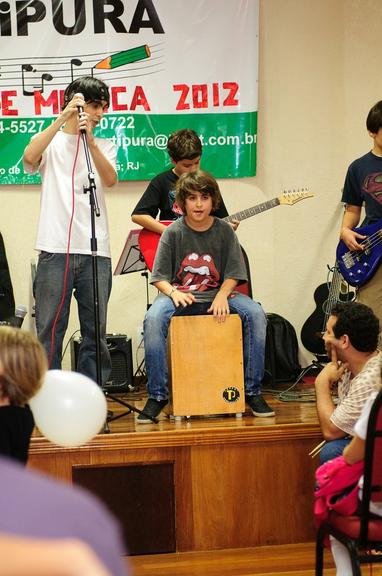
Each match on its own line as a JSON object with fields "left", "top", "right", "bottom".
{"left": 80, "top": 128, "right": 158, "bottom": 428}
{"left": 80, "top": 127, "right": 110, "bottom": 430}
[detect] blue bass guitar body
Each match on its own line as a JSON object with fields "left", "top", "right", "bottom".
{"left": 336, "top": 220, "right": 382, "bottom": 287}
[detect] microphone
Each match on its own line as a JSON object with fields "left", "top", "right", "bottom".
{"left": 74, "top": 92, "right": 86, "bottom": 134}
{"left": 9, "top": 305, "right": 27, "bottom": 328}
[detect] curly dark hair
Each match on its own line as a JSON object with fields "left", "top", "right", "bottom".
{"left": 331, "top": 302, "right": 379, "bottom": 352}
{"left": 167, "top": 129, "right": 202, "bottom": 162}
{"left": 175, "top": 170, "right": 221, "bottom": 213}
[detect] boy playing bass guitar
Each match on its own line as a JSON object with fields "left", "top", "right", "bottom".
{"left": 339, "top": 100, "right": 382, "bottom": 333}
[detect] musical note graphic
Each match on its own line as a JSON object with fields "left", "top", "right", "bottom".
{"left": 40, "top": 73, "right": 53, "bottom": 92}
{"left": 21, "top": 64, "right": 53, "bottom": 95}
{"left": 1, "top": 44, "right": 163, "bottom": 95}
{"left": 21, "top": 63, "right": 36, "bottom": 96}
{"left": 70, "top": 58, "right": 82, "bottom": 81}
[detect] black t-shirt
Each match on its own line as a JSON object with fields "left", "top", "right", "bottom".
{"left": 341, "top": 151, "right": 382, "bottom": 226}
{"left": 132, "top": 169, "right": 229, "bottom": 221}
{"left": 0, "top": 404, "right": 34, "bottom": 464}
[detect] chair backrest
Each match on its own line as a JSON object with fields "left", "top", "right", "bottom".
{"left": 359, "top": 389, "right": 382, "bottom": 542}
{"left": 235, "top": 245, "right": 253, "bottom": 299}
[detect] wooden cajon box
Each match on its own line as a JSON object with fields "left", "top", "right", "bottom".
{"left": 168, "top": 314, "right": 245, "bottom": 417}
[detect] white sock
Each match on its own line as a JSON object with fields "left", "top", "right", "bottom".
{"left": 330, "top": 535, "right": 353, "bottom": 576}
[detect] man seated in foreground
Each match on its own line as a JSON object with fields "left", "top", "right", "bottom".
{"left": 315, "top": 301, "right": 381, "bottom": 463}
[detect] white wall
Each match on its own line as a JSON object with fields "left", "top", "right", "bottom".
{"left": 1, "top": 0, "right": 381, "bottom": 369}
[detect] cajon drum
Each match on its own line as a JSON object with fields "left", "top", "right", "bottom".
{"left": 168, "top": 314, "right": 245, "bottom": 417}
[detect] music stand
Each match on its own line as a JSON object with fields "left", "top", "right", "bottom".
{"left": 113, "top": 229, "right": 147, "bottom": 276}
{"left": 107, "top": 229, "right": 158, "bottom": 424}
{"left": 114, "top": 228, "right": 151, "bottom": 309}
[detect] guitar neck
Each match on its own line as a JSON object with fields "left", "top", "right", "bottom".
{"left": 322, "top": 265, "right": 344, "bottom": 329}
{"left": 223, "top": 197, "right": 281, "bottom": 223}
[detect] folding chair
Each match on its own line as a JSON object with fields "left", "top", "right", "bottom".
{"left": 315, "top": 389, "right": 382, "bottom": 575}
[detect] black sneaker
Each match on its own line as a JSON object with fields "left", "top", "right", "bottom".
{"left": 245, "top": 395, "right": 275, "bottom": 417}
{"left": 137, "top": 398, "right": 168, "bottom": 423}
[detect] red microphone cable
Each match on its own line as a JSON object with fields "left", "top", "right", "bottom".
{"left": 48, "top": 133, "right": 81, "bottom": 368}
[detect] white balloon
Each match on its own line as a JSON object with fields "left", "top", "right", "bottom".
{"left": 30, "top": 370, "right": 107, "bottom": 447}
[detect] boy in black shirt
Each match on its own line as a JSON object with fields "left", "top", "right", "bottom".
{"left": 131, "top": 129, "right": 238, "bottom": 260}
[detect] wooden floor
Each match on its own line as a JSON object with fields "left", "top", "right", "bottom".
{"left": 129, "top": 542, "right": 382, "bottom": 576}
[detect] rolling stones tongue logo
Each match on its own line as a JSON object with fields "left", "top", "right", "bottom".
{"left": 362, "top": 172, "right": 382, "bottom": 204}
{"left": 176, "top": 253, "right": 220, "bottom": 292}
{"left": 169, "top": 190, "right": 184, "bottom": 217}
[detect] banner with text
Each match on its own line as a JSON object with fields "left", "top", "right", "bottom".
{"left": 0, "top": 0, "right": 259, "bottom": 183}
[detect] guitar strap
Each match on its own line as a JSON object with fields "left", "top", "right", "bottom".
{"left": 0, "top": 232, "right": 15, "bottom": 321}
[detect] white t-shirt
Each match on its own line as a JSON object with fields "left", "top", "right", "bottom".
{"left": 24, "top": 131, "right": 117, "bottom": 257}
{"left": 354, "top": 390, "right": 382, "bottom": 516}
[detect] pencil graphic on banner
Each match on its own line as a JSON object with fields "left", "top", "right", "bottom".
{"left": 95, "top": 45, "right": 151, "bottom": 69}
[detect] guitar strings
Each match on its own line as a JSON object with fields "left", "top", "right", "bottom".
{"left": 322, "top": 265, "right": 343, "bottom": 332}
{"left": 342, "top": 229, "right": 382, "bottom": 258}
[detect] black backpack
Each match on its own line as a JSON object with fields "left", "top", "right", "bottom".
{"left": 263, "top": 313, "right": 301, "bottom": 386}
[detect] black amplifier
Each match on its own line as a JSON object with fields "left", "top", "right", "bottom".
{"left": 70, "top": 333, "right": 134, "bottom": 393}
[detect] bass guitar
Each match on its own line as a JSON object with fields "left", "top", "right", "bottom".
{"left": 301, "top": 263, "right": 355, "bottom": 358}
{"left": 336, "top": 219, "right": 382, "bottom": 287}
{"left": 138, "top": 188, "right": 313, "bottom": 271}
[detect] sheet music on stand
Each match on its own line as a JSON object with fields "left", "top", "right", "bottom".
{"left": 114, "top": 229, "right": 147, "bottom": 276}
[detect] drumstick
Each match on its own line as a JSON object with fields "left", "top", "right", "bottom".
{"left": 308, "top": 440, "right": 326, "bottom": 457}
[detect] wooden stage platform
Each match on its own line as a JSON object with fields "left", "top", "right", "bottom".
{"left": 28, "top": 390, "right": 322, "bottom": 556}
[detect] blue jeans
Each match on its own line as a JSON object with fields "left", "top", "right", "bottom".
{"left": 34, "top": 252, "right": 112, "bottom": 386}
{"left": 143, "top": 292, "right": 267, "bottom": 401}
{"left": 319, "top": 437, "right": 352, "bottom": 464}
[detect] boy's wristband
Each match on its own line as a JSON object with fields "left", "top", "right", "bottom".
{"left": 168, "top": 287, "right": 177, "bottom": 297}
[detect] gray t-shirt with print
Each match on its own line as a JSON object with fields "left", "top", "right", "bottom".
{"left": 151, "top": 217, "right": 247, "bottom": 303}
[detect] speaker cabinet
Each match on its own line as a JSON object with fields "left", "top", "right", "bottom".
{"left": 70, "top": 333, "right": 133, "bottom": 393}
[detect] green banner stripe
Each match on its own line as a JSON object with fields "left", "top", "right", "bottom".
{"left": 0, "top": 111, "right": 257, "bottom": 184}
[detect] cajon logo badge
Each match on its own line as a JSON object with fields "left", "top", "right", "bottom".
{"left": 223, "top": 387, "right": 240, "bottom": 403}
